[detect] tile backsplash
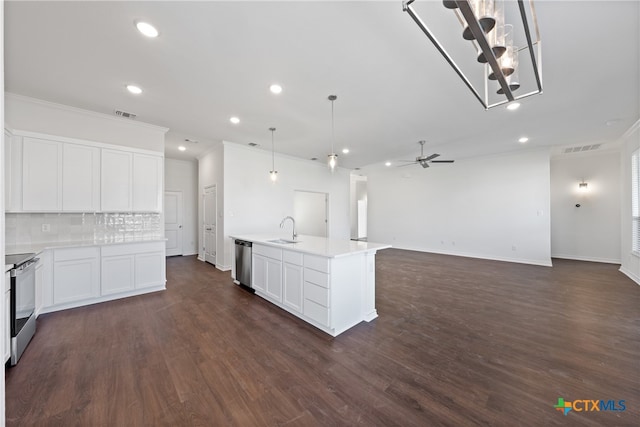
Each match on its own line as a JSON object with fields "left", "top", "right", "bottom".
{"left": 5, "top": 213, "right": 162, "bottom": 246}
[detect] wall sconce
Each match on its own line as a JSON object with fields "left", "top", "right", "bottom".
{"left": 578, "top": 180, "right": 588, "bottom": 192}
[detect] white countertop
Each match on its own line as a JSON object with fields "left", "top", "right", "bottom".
{"left": 6, "top": 236, "right": 167, "bottom": 256}
{"left": 229, "top": 234, "right": 391, "bottom": 258}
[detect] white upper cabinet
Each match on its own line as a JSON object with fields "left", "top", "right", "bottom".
{"left": 6, "top": 131, "right": 163, "bottom": 213}
{"left": 101, "top": 149, "right": 133, "bottom": 212}
{"left": 62, "top": 143, "right": 100, "bottom": 212}
{"left": 133, "top": 153, "right": 163, "bottom": 212}
{"left": 22, "top": 137, "right": 62, "bottom": 211}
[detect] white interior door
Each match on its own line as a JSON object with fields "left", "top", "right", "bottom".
{"left": 293, "top": 191, "right": 328, "bottom": 237}
{"left": 203, "top": 186, "right": 217, "bottom": 265}
{"left": 164, "top": 191, "right": 183, "bottom": 256}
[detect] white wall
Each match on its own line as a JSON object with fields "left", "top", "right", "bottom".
{"left": 550, "top": 150, "right": 621, "bottom": 263}
{"left": 221, "top": 142, "right": 350, "bottom": 269}
{"left": 619, "top": 120, "right": 640, "bottom": 284}
{"left": 1, "top": 1, "right": 6, "bottom": 421}
{"left": 165, "top": 159, "right": 198, "bottom": 255}
{"left": 5, "top": 93, "right": 167, "bottom": 153}
{"left": 197, "top": 143, "right": 224, "bottom": 263}
{"left": 366, "top": 148, "right": 552, "bottom": 266}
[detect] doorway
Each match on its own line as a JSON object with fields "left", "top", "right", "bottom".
{"left": 293, "top": 190, "right": 328, "bottom": 237}
{"left": 350, "top": 176, "right": 368, "bottom": 241}
{"left": 164, "top": 191, "right": 183, "bottom": 256}
{"left": 203, "top": 185, "right": 217, "bottom": 265}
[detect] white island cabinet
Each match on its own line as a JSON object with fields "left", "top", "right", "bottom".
{"left": 230, "top": 235, "right": 391, "bottom": 337}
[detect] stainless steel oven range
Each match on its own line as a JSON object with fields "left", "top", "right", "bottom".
{"left": 6, "top": 253, "right": 38, "bottom": 366}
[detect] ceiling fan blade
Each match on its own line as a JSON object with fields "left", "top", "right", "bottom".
{"left": 425, "top": 153, "right": 440, "bottom": 161}
{"left": 420, "top": 162, "right": 430, "bottom": 168}
{"left": 430, "top": 160, "right": 454, "bottom": 163}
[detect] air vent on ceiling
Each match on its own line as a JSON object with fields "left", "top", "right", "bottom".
{"left": 114, "top": 109, "right": 137, "bottom": 119}
{"left": 248, "top": 142, "right": 259, "bottom": 147}
{"left": 563, "top": 144, "right": 601, "bottom": 154}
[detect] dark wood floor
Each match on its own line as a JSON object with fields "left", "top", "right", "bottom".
{"left": 5, "top": 250, "right": 640, "bottom": 426}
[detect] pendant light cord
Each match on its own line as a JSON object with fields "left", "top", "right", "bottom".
{"left": 331, "top": 99, "right": 335, "bottom": 154}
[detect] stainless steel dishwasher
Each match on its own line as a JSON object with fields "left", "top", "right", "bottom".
{"left": 234, "top": 239, "right": 253, "bottom": 289}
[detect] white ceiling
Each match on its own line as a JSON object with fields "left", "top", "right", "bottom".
{"left": 5, "top": 1, "right": 639, "bottom": 168}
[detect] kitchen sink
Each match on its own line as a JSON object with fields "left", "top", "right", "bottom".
{"left": 267, "top": 239, "right": 300, "bottom": 244}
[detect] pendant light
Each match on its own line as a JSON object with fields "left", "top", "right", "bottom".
{"left": 269, "top": 127, "right": 278, "bottom": 182}
{"left": 327, "top": 95, "right": 338, "bottom": 171}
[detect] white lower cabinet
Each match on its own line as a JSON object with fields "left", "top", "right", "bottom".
{"left": 252, "top": 254, "right": 267, "bottom": 293}
{"left": 35, "top": 258, "right": 44, "bottom": 317}
{"left": 282, "top": 250, "right": 303, "bottom": 313}
{"left": 38, "top": 241, "right": 166, "bottom": 314}
{"left": 101, "top": 255, "right": 135, "bottom": 295}
{"left": 135, "top": 251, "right": 165, "bottom": 289}
{"left": 5, "top": 271, "right": 11, "bottom": 363}
{"left": 252, "top": 244, "right": 283, "bottom": 302}
{"left": 53, "top": 247, "right": 100, "bottom": 305}
{"left": 101, "top": 242, "right": 166, "bottom": 295}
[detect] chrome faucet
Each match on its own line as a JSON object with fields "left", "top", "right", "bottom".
{"left": 280, "top": 216, "right": 297, "bottom": 240}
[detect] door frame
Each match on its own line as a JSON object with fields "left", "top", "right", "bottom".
{"left": 164, "top": 190, "right": 183, "bottom": 256}
{"left": 202, "top": 185, "right": 217, "bottom": 265}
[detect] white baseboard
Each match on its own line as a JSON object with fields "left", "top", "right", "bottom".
{"left": 197, "top": 255, "right": 204, "bottom": 262}
{"left": 619, "top": 266, "right": 640, "bottom": 286}
{"left": 216, "top": 264, "right": 231, "bottom": 272}
{"left": 552, "top": 254, "right": 621, "bottom": 264}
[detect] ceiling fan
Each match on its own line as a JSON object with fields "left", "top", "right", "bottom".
{"left": 398, "top": 141, "right": 455, "bottom": 168}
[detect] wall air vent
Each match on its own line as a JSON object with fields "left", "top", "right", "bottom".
{"left": 248, "top": 143, "right": 258, "bottom": 147}
{"left": 114, "top": 110, "right": 137, "bottom": 119}
{"left": 563, "top": 144, "right": 601, "bottom": 154}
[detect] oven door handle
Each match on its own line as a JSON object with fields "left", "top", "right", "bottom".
{"left": 12, "top": 258, "right": 40, "bottom": 276}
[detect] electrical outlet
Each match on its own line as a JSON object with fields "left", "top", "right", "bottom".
{"left": 42, "top": 224, "right": 50, "bottom": 232}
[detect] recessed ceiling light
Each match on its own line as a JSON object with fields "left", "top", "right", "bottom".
{"left": 126, "top": 85, "right": 142, "bottom": 95}
{"left": 518, "top": 137, "right": 529, "bottom": 143}
{"left": 178, "top": 146, "right": 186, "bottom": 151}
{"left": 342, "top": 148, "right": 350, "bottom": 154}
{"left": 506, "top": 102, "right": 521, "bottom": 111}
{"left": 270, "top": 84, "right": 283, "bottom": 94}
{"left": 385, "top": 161, "right": 392, "bottom": 167}
{"left": 136, "top": 21, "right": 159, "bottom": 38}
{"left": 230, "top": 116, "right": 240, "bottom": 124}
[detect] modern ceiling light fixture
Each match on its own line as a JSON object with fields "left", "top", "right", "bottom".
{"left": 327, "top": 95, "right": 338, "bottom": 171}
{"left": 342, "top": 148, "right": 350, "bottom": 154}
{"left": 518, "top": 136, "right": 529, "bottom": 143}
{"left": 402, "top": 0, "right": 542, "bottom": 109}
{"left": 506, "top": 102, "right": 521, "bottom": 111}
{"left": 178, "top": 146, "right": 186, "bottom": 151}
{"left": 230, "top": 116, "right": 240, "bottom": 124}
{"left": 270, "top": 84, "right": 283, "bottom": 94}
{"left": 269, "top": 127, "right": 278, "bottom": 182}
{"left": 126, "top": 84, "right": 142, "bottom": 95}
{"left": 135, "top": 21, "right": 159, "bottom": 38}
{"left": 578, "top": 180, "right": 588, "bottom": 192}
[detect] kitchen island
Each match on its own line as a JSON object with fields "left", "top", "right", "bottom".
{"left": 229, "top": 234, "right": 391, "bottom": 337}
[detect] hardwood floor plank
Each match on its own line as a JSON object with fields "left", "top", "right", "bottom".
{"left": 5, "top": 250, "right": 639, "bottom": 426}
